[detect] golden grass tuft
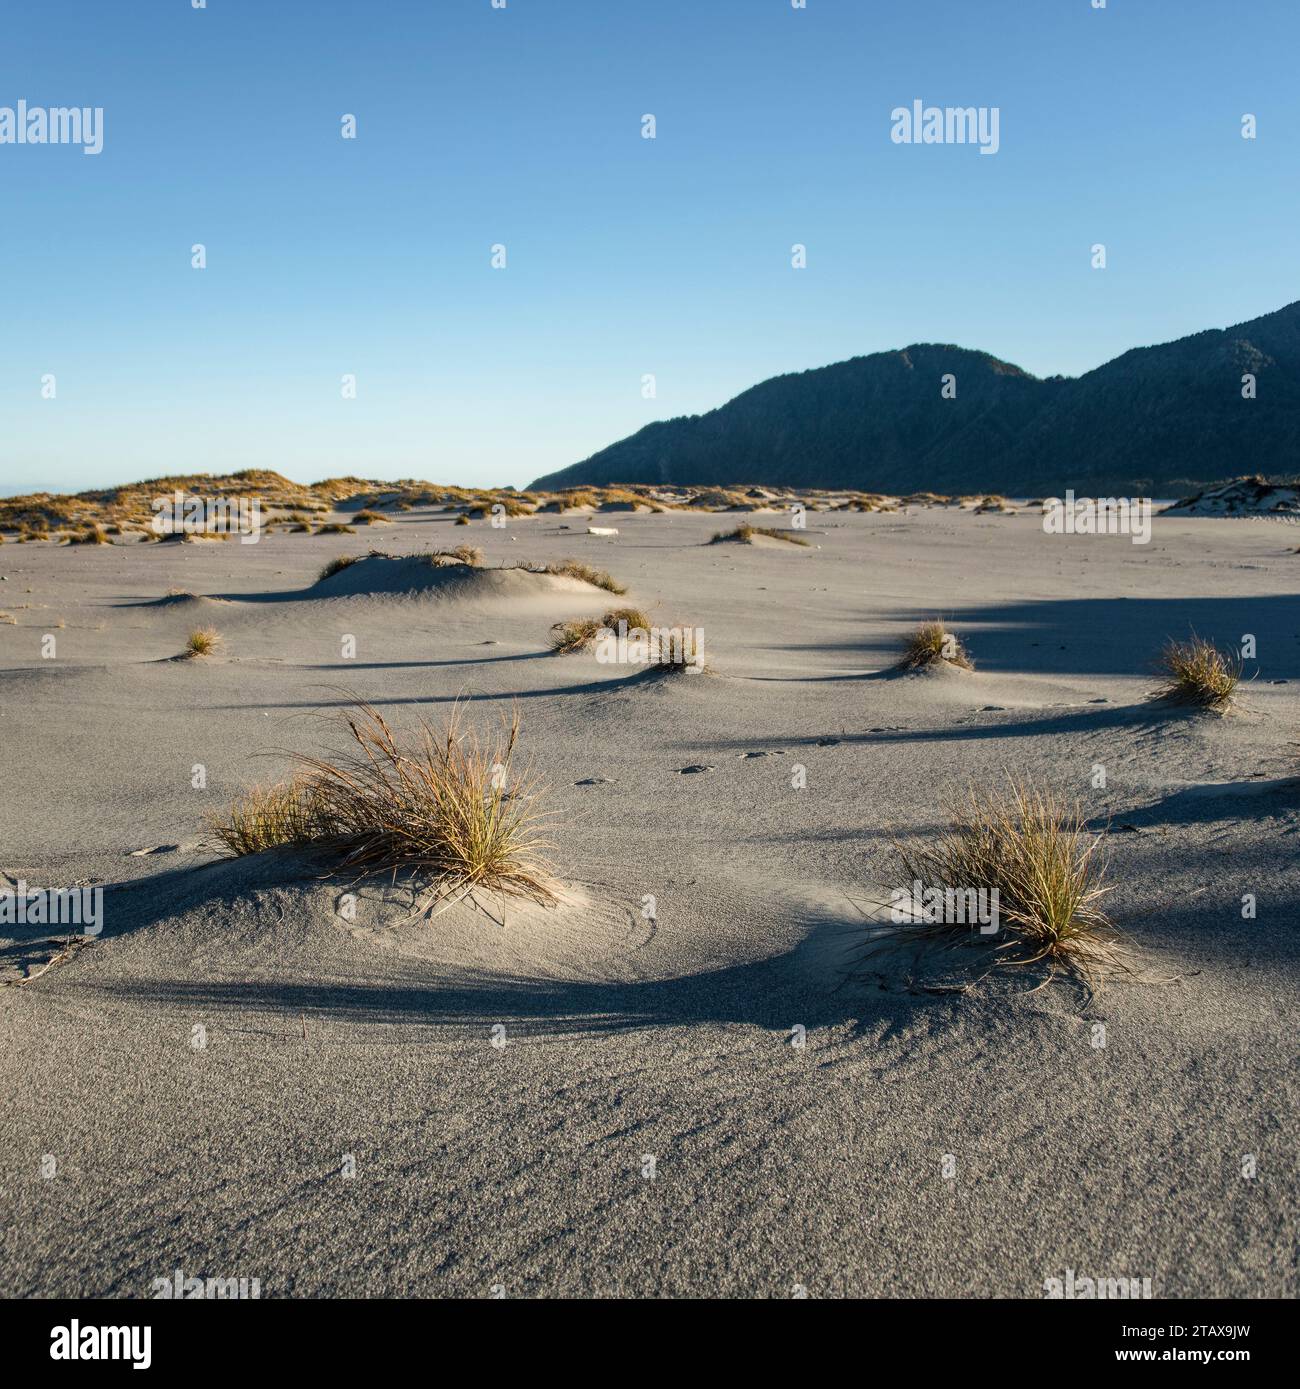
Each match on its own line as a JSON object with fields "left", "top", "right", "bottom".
{"left": 352, "top": 510, "right": 392, "bottom": 525}
{"left": 207, "top": 779, "right": 323, "bottom": 855}
{"left": 549, "top": 617, "right": 602, "bottom": 654}
{"left": 184, "top": 627, "right": 223, "bottom": 657}
{"left": 898, "top": 620, "right": 972, "bottom": 670}
{"left": 860, "top": 783, "right": 1118, "bottom": 988}
{"left": 316, "top": 521, "right": 356, "bottom": 535}
{"left": 454, "top": 513, "right": 471, "bottom": 526}
{"left": 1150, "top": 635, "right": 1241, "bottom": 711}
{"left": 600, "top": 606, "right": 652, "bottom": 633}
{"left": 548, "top": 606, "right": 653, "bottom": 654}
{"left": 209, "top": 701, "right": 557, "bottom": 914}
{"left": 560, "top": 491, "right": 599, "bottom": 510}
{"left": 423, "top": 544, "right": 482, "bottom": 567}
{"left": 65, "top": 524, "right": 110, "bottom": 545}
{"left": 528, "top": 558, "right": 626, "bottom": 594}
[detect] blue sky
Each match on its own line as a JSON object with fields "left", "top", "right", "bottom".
{"left": 1, "top": 0, "right": 1295, "bottom": 494}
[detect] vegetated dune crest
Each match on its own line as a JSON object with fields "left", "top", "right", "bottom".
{"left": 309, "top": 553, "right": 619, "bottom": 604}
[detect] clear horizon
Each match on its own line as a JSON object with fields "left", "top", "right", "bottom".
{"left": 2, "top": 0, "right": 1296, "bottom": 496}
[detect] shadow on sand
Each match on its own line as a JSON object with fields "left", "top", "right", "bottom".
{"left": 766, "top": 594, "right": 1300, "bottom": 681}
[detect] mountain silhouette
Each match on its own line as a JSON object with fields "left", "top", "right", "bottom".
{"left": 530, "top": 302, "right": 1300, "bottom": 495}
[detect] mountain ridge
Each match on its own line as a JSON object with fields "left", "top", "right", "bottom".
{"left": 530, "top": 301, "right": 1300, "bottom": 495}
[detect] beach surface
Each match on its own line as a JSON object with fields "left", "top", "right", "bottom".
{"left": 1, "top": 504, "right": 1297, "bottom": 1297}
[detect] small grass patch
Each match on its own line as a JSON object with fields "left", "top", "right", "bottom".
{"left": 317, "top": 522, "right": 356, "bottom": 535}
{"left": 353, "top": 510, "right": 392, "bottom": 525}
{"left": 1150, "top": 635, "right": 1241, "bottom": 711}
{"left": 318, "top": 554, "right": 359, "bottom": 582}
{"left": 898, "top": 620, "right": 972, "bottom": 670}
{"left": 541, "top": 558, "right": 627, "bottom": 594}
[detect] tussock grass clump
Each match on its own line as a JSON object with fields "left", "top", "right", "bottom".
{"left": 1150, "top": 635, "right": 1241, "bottom": 711}
{"left": 899, "top": 620, "right": 972, "bottom": 670}
{"left": 862, "top": 783, "right": 1118, "bottom": 988}
{"left": 184, "top": 627, "right": 223, "bottom": 657}
{"left": 318, "top": 554, "right": 359, "bottom": 582}
{"left": 549, "top": 605, "right": 653, "bottom": 654}
{"left": 601, "top": 606, "right": 652, "bottom": 633}
{"left": 711, "top": 524, "right": 809, "bottom": 546}
{"left": 491, "top": 497, "right": 533, "bottom": 518}
{"left": 66, "top": 524, "right": 110, "bottom": 545}
{"left": 549, "top": 617, "right": 601, "bottom": 654}
{"left": 548, "top": 607, "right": 703, "bottom": 674}
{"left": 353, "top": 510, "right": 391, "bottom": 525}
{"left": 317, "top": 522, "right": 356, "bottom": 535}
{"left": 210, "top": 702, "right": 556, "bottom": 913}
{"left": 454, "top": 513, "right": 471, "bottom": 525}
{"left": 559, "top": 491, "right": 599, "bottom": 510}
